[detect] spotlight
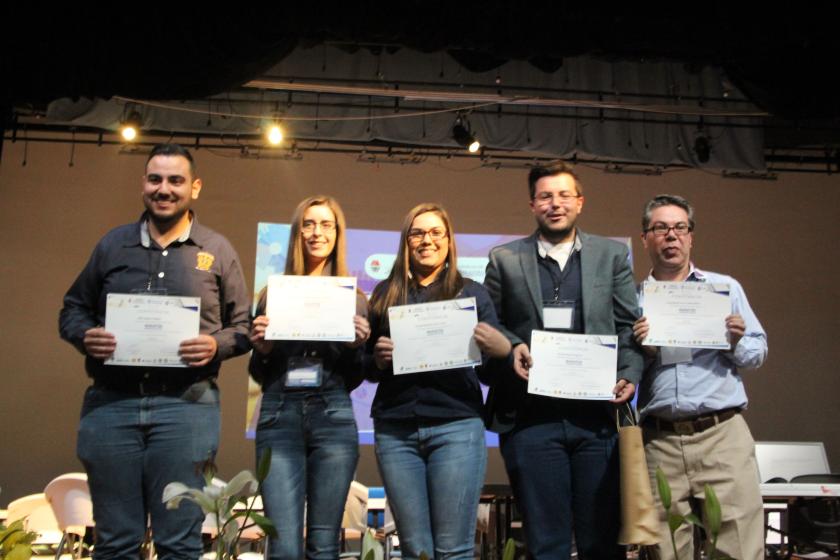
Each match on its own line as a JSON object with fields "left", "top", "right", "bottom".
{"left": 120, "top": 111, "right": 142, "bottom": 142}
{"left": 267, "top": 123, "right": 284, "bottom": 145}
{"left": 452, "top": 116, "right": 480, "bottom": 153}
{"left": 694, "top": 134, "right": 710, "bottom": 163}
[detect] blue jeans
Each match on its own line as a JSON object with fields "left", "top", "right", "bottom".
{"left": 374, "top": 417, "right": 486, "bottom": 560}
{"left": 256, "top": 389, "right": 360, "bottom": 560}
{"left": 76, "top": 381, "right": 220, "bottom": 560}
{"left": 500, "top": 416, "right": 623, "bottom": 560}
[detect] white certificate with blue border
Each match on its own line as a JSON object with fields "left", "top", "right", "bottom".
{"left": 528, "top": 330, "right": 617, "bottom": 400}
{"left": 265, "top": 275, "right": 357, "bottom": 341}
{"left": 642, "top": 282, "right": 730, "bottom": 349}
{"left": 389, "top": 297, "right": 481, "bottom": 375}
{"left": 104, "top": 293, "right": 200, "bottom": 367}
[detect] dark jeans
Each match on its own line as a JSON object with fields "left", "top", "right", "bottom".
{"left": 76, "top": 381, "right": 220, "bottom": 560}
{"left": 256, "top": 389, "right": 359, "bottom": 560}
{"left": 500, "top": 415, "right": 623, "bottom": 560}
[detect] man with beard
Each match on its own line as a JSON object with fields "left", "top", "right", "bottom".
{"left": 484, "top": 162, "right": 643, "bottom": 559}
{"left": 633, "top": 194, "right": 767, "bottom": 560}
{"left": 59, "top": 143, "right": 250, "bottom": 559}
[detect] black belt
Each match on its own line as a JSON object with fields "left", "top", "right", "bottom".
{"left": 644, "top": 407, "right": 740, "bottom": 436}
{"left": 94, "top": 372, "right": 212, "bottom": 396}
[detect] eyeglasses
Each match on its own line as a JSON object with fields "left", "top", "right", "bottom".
{"left": 533, "top": 191, "right": 580, "bottom": 205}
{"left": 644, "top": 223, "right": 692, "bottom": 237}
{"left": 407, "top": 228, "right": 448, "bottom": 243}
{"left": 301, "top": 220, "right": 336, "bottom": 234}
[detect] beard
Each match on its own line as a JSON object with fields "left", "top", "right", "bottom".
{"left": 537, "top": 222, "right": 575, "bottom": 244}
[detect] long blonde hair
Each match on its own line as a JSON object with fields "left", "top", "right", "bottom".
{"left": 369, "top": 203, "right": 463, "bottom": 323}
{"left": 284, "top": 195, "right": 349, "bottom": 277}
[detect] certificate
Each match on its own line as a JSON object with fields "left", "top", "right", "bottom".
{"left": 104, "top": 293, "right": 200, "bottom": 367}
{"left": 528, "top": 330, "right": 617, "bottom": 400}
{"left": 642, "top": 281, "right": 730, "bottom": 349}
{"left": 388, "top": 297, "right": 480, "bottom": 375}
{"left": 265, "top": 275, "right": 356, "bottom": 341}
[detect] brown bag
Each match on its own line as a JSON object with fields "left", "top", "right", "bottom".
{"left": 617, "top": 405, "right": 660, "bottom": 545}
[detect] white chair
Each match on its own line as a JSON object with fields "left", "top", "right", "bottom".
{"left": 340, "top": 481, "right": 370, "bottom": 558}
{"left": 5, "top": 492, "right": 63, "bottom": 552}
{"left": 43, "top": 473, "right": 94, "bottom": 560}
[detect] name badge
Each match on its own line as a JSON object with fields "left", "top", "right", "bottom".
{"left": 285, "top": 357, "right": 323, "bottom": 388}
{"left": 543, "top": 300, "right": 575, "bottom": 330}
{"left": 660, "top": 346, "right": 693, "bottom": 366}
{"left": 132, "top": 287, "right": 169, "bottom": 296}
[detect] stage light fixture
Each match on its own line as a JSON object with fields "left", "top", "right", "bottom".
{"left": 120, "top": 111, "right": 142, "bottom": 142}
{"left": 694, "top": 134, "right": 711, "bottom": 163}
{"left": 267, "top": 123, "right": 284, "bottom": 145}
{"left": 452, "top": 116, "right": 480, "bottom": 153}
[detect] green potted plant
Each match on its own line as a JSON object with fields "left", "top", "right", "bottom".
{"left": 163, "top": 450, "right": 276, "bottom": 560}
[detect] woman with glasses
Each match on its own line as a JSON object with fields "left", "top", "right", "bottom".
{"left": 367, "top": 203, "right": 511, "bottom": 560}
{"left": 250, "top": 195, "right": 370, "bottom": 560}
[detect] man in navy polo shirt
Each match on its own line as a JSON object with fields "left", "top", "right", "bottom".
{"left": 59, "top": 143, "right": 250, "bottom": 559}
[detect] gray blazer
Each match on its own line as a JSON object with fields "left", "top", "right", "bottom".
{"left": 483, "top": 230, "right": 643, "bottom": 433}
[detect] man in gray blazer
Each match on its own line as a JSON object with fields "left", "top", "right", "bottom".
{"left": 484, "top": 162, "right": 643, "bottom": 560}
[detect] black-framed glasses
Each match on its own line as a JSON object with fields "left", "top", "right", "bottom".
{"left": 301, "top": 220, "right": 336, "bottom": 234}
{"left": 407, "top": 228, "right": 448, "bottom": 243}
{"left": 644, "top": 223, "right": 692, "bottom": 237}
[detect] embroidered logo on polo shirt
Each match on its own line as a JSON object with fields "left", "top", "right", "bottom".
{"left": 196, "top": 251, "right": 215, "bottom": 272}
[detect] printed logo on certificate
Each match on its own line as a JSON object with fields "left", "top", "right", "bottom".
{"left": 104, "top": 293, "right": 201, "bottom": 367}
{"left": 265, "top": 275, "right": 357, "bottom": 341}
{"left": 642, "top": 281, "right": 730, "bottom": 349}
{"left": 527, "top": 330, "right": 617, "bottom": 400}
{"left": 388, "top": 297, "right": 481, "bottom": 375}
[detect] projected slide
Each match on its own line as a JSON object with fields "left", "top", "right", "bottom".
{"left": 247, "top": 222, "right": 631, "bottom": 446}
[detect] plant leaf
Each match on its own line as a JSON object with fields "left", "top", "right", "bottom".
{"left": 162, "top": 485, "right": 217, "bottom": 514}
{"left": 503, "top": 537, "right": 516, "bottom": 560}
{"left": 655, "top": 466, "right": 672, "bottom": 510}
{"left": 684, "top": 513, "right": 703, "bottom": 527}
{"left": 222, "top": 470, "right": 258, "bottom": 499}
{"left": 667, "top": 512, "right": 684, "bottom": 534}
{"left": 703, "top": 484, "right": 722, "bottom": 535}
{"left": 257, "top": 447, "right": 272, "bottom": 482}
{"left": 249, "top": 512, "right": 278, "bottom": 539}
{"left": 161, "top": 482, "right": 191, "bottom": 503}
{"left": 6, "top": 543, "right": 33, "bottom": 560}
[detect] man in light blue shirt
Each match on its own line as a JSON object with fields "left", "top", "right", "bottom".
{"left": 633, "top": 194, "right": 767, "bottom": 560}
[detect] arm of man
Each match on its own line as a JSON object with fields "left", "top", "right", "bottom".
{"left": 611, "top": 244, "right": 644, "bottom": 394}
{"left": 59, "top": 241, "right": 112, "bottom": 357}
{"left": 182, "top": 243, "right": 251, "bottom": 367}
{"left": 483, "top": 248, "right": 526, "bottom": 348}
{"left": 723, "top": 278, "right": 767, "bottom": 370}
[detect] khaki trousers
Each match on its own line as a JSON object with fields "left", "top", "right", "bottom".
{"left": 643, "top": 413, "right": 764, "bottom": 560}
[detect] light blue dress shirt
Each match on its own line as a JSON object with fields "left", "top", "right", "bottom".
{"left": 637, "top": 266, "right": 768, "bottom": 421}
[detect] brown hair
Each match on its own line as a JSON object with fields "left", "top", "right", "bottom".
{"left": 285, "top": 195, "right": 349, "bottom": 276}
{"left": 369, "top": 203, "right": 464, "bottom": 323}
{"left": 527, "top": 161, "right": 583, "bottom": 199}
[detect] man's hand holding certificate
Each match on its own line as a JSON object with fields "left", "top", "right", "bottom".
{"left": 104, "top": 293, "right": 201, "bottom": 367}
{"left": 265, "top": 275, "right": 356, "bottom": 341}
{"left": 388, "top": 297, "right": 481, "bottom": 375}
{"left": 527, "top": 330, "right": 618, "bottom": 400}
{"left": 642, "top": 281, "right": 730, "bottom": 349}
